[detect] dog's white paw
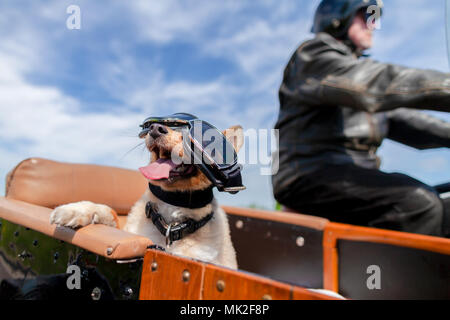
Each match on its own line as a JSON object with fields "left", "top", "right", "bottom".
{"left": 50, "top": 201, "right": 116, "bottom": 229}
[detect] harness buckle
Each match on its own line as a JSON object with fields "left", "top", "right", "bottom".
{"left": 165, "top": 224, "right": 172, "bottom": 247}
{"left": 165, "top": 222, "right": 182, "bottom": 247}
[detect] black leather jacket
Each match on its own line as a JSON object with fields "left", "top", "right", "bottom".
{"left": 272, "top": 32, "right": 450, "bottom": 196}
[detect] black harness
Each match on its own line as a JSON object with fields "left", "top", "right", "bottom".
{"left": 146, "top": 184, "right": 215, "bottom": 246}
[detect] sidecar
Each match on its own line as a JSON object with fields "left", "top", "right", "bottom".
{"left": 0, "top": 158, "right": 449, "bottom": 300}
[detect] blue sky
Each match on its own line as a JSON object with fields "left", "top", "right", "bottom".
{"left": 0, "top": 0, "right": 449, "bottom": 209}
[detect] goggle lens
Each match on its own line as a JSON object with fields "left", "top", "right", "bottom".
{"left": 139, "top": 117, "right": 237, "bottom": 167}
{"left": 188, "top": 120, "right": 237, "bottom": 168}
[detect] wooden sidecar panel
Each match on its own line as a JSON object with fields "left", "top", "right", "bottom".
{"left": 203, "top": 264, "right": 292, "bottom": 300}
{"left": 224, "top": 206, "right": 328, "bottom": 289}
{"left": 139, "top": 249, "right": 205, "bottom": 300}
{"left": 6, "top": 158, "right": 147, "bottom": 214}
{"left": 323, "top": 222, "right": 450, "bottom": 299}
{"left": 138, "top": 250, "right": 338, "bottom": 300}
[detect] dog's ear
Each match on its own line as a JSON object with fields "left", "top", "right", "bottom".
{"left": 223, "top": 125, "right": 244, "bottom": 153}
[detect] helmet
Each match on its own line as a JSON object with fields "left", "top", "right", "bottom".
{"left": 311, "top": 0, "right": 384, "bottom": 39}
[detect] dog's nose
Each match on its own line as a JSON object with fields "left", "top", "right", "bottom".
{"left": 149, "top": 123, "right": 168, "bottom": 139}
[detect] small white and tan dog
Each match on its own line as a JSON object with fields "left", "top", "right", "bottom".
{"left": 50, "top": 121, "right": 244, "bottom": 269}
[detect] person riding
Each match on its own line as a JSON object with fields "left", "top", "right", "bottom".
{"left": 272, "top": 0, "right": 450, "bottom": 237}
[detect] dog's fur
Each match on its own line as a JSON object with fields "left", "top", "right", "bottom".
{"left": 50, "top": 123, "right": 243, "bottom": 269}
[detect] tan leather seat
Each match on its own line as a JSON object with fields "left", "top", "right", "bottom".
{"left": 1, "top": 158, "right": 152, "bottom": 259}
{"left": 5, "top": 158, "right": 148, "bottom": 215}
{"left": 0, "top": 197, "right": 152, "bottom": 259}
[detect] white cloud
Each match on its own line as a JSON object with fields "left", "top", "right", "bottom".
{"left": 372, "top": 0, "right": 448, "bottom": 70}
{"left": 0, "top": 62, "right": 148, "bottom": 195}
{"left": 0, "top": 10, "right": 147, "bottom": 196}
{"left": 126, "top": 0, "right": 248, "bottom": 44}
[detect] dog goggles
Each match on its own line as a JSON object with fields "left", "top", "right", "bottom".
{"left": 139, "top": 113, "right": 245, "bottom": 194}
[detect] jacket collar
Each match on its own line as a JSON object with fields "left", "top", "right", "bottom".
{"left": 317, "top": 32, "right": 366, "bottom": 58}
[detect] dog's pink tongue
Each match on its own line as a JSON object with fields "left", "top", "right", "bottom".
{"left": 139, "top": 159, "right": 177, "bottom": 180}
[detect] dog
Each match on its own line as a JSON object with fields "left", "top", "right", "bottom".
{"left": 49, "top": 118, "right": 243, "bottom": 269}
